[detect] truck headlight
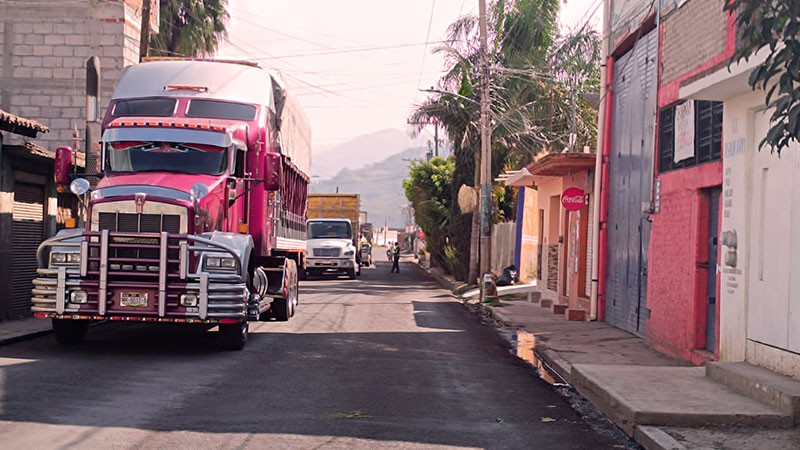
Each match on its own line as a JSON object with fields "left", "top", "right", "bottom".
{"left": 50, "top": 251, "right": 80, "bottom": 266}
{"left": 204, "top": 256, "right": 237, "bottom": 271}
{"left": 344, "top": 250, "right": 354, "bottom": 256}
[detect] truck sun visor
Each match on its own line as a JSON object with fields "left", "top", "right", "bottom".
{"left": 102, "top": 127, "right": 233, "bottom": 148}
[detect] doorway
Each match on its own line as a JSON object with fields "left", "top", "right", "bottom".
{"left": 705, "top": 188, "right": 721, "bottom": 352}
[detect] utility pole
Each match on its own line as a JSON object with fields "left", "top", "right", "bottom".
{"left": 434, "top": 122, "right": 439, "bottom": 157}
{"left": 139, "top": 0, "right": 151, "bottom": 62}
{"left": 478, "top": 0, "right": 492, "bottom": 276}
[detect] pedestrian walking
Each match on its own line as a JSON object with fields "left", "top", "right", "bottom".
{"left": 390, "top": 242, "right": 401, "bottom": 273}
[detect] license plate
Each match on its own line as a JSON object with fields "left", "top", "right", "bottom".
{"left": 121, "top": 292, "right": 148, "bottom": 307}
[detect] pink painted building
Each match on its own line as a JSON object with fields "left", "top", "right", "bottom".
{"left": 599, "top": 0, "right": 735, "bottom": 363}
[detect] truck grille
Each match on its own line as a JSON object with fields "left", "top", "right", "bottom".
{"left": 314, "top": 248, "right": 340, "bottom": 257}
{"left": 98, "top": 212, "right": 181, "bottom": 261}
{"left": 99, "top": 212, "right": 181, "bottom": 234}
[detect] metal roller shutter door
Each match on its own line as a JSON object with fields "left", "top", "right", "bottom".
{"left": 11, "top": 182, "right": 44, "bottom": 318}
{"left": 605, "top": 29, "right": 657, "bottom": 336}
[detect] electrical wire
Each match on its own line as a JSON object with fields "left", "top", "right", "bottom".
{"left": 415, "top": 0, "right": 438, "bottom": 94}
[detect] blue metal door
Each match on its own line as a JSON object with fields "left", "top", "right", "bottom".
{"left": 605, "top": 30, "right": 657, "bottom": 336}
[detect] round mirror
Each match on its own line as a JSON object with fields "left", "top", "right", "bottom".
{"left": 190, "top": 183, "right": 209, "bottom": 201}
{"left": 69, "top": 178, "right": 91, "bottom": 196}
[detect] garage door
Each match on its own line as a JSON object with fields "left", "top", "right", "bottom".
{"left": 747, "top": 109, "right": 800, "bottom": 353}
{"left": 11, "top": 182, "right": 44, "bottom": 318}
{"left": 605, "top": 29, "right": 657, "bottom": 336}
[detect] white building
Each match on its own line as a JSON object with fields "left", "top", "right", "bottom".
{"left": 683, "top": 50, "right": 800, "bottom": 378}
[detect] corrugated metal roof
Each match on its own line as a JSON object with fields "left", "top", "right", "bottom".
{"left": 0, "top": 109, "right": 49, "bottom": 137}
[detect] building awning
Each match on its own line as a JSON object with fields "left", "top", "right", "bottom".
{"left": 3, "top": 142, "right": 85, "bottom": 167}
{"left": 0, "top": 109, "right": 49, "bottom": 138}
{"left": 502, "top": 168, "right": 535, "bottom": 186}
{"left": 526, "top": 153, "right": 596, "bottom": 177}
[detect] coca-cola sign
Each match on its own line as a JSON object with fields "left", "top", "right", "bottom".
{"left": 561, "top": 187, "right": 586, "bottom": 211}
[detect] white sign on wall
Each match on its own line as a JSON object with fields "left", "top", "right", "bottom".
{"left": 674, "top": 100, "right": 695, "bottom": 163}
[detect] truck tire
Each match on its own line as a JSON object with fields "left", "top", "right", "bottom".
{"left": 347, "top": 268, "right": 357, "bottom": 279}
{"left": 53, "top": 319, "right": 89, "bottom": 345}
{"left": 271, "top": 298, "right": 290, "bottom": 321}
{"left": 271, "top": 258, "right": 297, "bottom": 321}
{"left": 219, "top": 320, "right": 248, "bottom": 350}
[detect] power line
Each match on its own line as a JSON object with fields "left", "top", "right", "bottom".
{"left": 415, "top": 0, "right": 438, "bottom": 94}
{"left": 220, "top": 41, "right": 447, "bottom": 61}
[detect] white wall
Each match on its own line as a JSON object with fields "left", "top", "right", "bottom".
{"left": 718, "top": 86, "right": 800, "bottom": 379}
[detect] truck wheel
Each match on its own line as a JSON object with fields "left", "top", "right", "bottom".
{"left": 271, "top": 298, "right": 290, "bottom": 321}
{"left": 287, "top": 259, "right": 298, "bottom": 317}
{"left": 219, "top": 320, "right": 248, "bottom": 351}
{"left": 347, "top": 268, "right": 357, "bottom": 280}
{"left": 53, "top": 319, "right": 89, "bottom": 345}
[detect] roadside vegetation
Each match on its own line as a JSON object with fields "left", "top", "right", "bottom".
{"left": 407, "top": 0, "right": 601, "bottom": 282}
{"left": 150, "top": 0, "right": 229, "bottom": 57}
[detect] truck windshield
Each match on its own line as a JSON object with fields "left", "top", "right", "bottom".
{"left": 308, "top": 221, "right": 352, "bottom": 239}
{"left": 105, "top": 141, "right": 228, "bottom": 175}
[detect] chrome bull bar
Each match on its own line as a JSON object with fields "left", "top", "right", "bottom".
{"left": 33, "top": 231, "right": 248, "bottom": 321}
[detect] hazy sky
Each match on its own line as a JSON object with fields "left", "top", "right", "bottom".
{"left": 216, "top": 0, "right": 602, "bottom": 153}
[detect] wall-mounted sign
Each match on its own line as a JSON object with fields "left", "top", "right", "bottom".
{"left": 674, "top": 100, "right": 695, "bottom": 163}
{"left": 561, "top": 187, "right": 586, "bottom": 211}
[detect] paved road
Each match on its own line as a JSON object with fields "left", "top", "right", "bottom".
{"left": 0, "top": 258, "right": 626, "bottom": 449}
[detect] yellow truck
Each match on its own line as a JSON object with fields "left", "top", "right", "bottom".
{"left": 306, "top": 194, "right": 362, "bottom": 279}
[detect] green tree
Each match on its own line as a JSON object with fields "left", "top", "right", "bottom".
{"left": 410, "top": 0, "right": 600, "bottom": 282}
{"left": 150, "top": 0, "right": 229, "bottom": 57}
{"left": 725, "top": 0, "right": 800, "bottom": 153}
{"left": 403, "top": 158, "right": 455, "bottom": 270}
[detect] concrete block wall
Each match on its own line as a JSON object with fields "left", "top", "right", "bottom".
{"left": 0, "top": 0, "right": 145, "bottom": 150}
{"left": 660, "top": 0, "right": 728, "bottom": 86}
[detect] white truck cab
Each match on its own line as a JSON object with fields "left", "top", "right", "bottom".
{"left": 305, "top": 218, "right": 360, "bottom": 279}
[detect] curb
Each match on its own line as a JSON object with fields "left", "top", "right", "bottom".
{"left": 634, "top": 426, "right": 687, "bottom": 450}
{"left": 479, "top": 302, "right": 574, "bottom": 385}
{"left": 0, "top": 328, "right": 53, "bottom": 346}
{"left": 414, "top": 262, "right": 462, "bottom": 293}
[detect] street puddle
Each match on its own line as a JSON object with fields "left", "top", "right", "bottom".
{"left": 513, "top": 330, "right": 567, "bottom": 386}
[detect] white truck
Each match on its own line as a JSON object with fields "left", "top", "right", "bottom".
{"left": 305, "top": 218, "right": 360, "bottom": 279}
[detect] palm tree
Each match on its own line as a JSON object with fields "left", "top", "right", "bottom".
{"left": 150, "top": 0, "right": 229, "bottom": 57}
{"left": 410, "top": 0, "right": 600, "bottom": 283}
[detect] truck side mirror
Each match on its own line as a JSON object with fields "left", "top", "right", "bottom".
{"left": 54, "top": 146, "right": 73, "bottom": 186}
{"left": 264, "top": 152, "right": 282, "bottom": 191}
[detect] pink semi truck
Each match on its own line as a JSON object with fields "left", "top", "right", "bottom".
{"left": 31, "top": 59, "right": 311, "bottom": 350}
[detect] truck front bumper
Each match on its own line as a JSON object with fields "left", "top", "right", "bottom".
{"left": 31, "top": 230, "right": 249, "bottom": 324}
{"left": 306, "top": 258, "right": 355, "bottom": 270}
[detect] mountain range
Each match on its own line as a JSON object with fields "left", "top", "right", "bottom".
{"left": 311, "top": 129, "right": 428, "bottom": 180}
{"left": 310, "top": 145, "right": 428, "bottom": 228}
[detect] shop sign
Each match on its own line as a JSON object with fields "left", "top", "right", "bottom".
{"left": 561, "top": 188, "right": 586, "bottom": 211}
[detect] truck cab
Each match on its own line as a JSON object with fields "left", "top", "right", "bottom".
{"left": 31, "top": 59, "right": 310, "bottom": 350}
{"left": 305, "top": 219, "right": 360, "bottom": 279}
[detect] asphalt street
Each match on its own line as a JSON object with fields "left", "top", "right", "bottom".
{"left": 0, "top": 257, "right": 626, "bottom": 449}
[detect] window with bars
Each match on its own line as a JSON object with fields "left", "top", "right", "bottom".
{"left": 658, "top": 100, "right": 723, "bottom": 173}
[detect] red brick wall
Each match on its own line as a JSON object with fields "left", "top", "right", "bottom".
{"left": 643, "top": 0, "right": 736, "bottom": 363}
{"left": 646, "top": 162, "right": 721, "bottom": 363}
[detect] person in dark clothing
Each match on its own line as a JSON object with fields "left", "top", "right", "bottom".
{"left": 390, "top": 242, "right": 401, "bottom": 273}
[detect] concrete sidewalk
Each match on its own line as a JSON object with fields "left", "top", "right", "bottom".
{"left": 0, "top": 316, "right": 52, "bottom": 345}
{"left": 481, "top": 297, "right": 799, "bottom": 449}
{"left": 414, "top": 263, "right": 800, "bottom": 450}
